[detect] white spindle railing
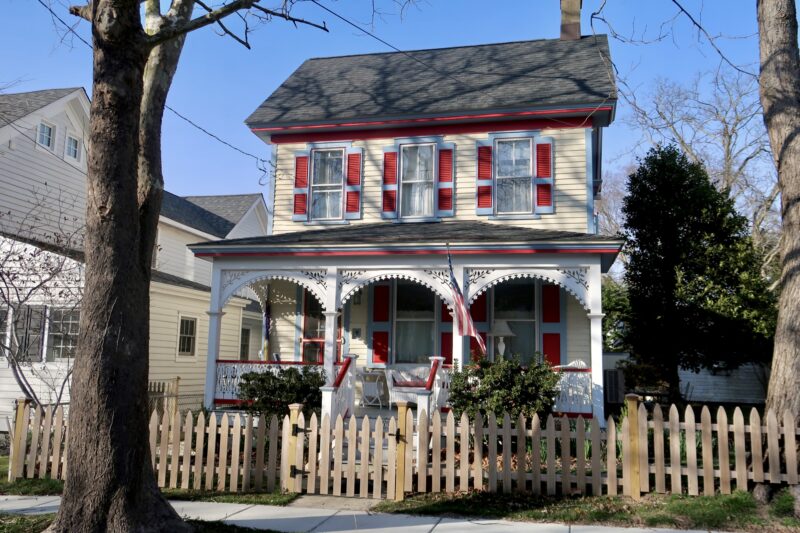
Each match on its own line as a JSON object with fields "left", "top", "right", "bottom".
{"left": 553, "top": 360, "right": 593, "bottom": 415}
{"left": 321, "top": 355, "right": 356, "bottom": 422}
{"left": 215, "top": 360, "right": 321, "bottom": 401}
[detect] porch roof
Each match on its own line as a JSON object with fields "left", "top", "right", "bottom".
{"left": 189, "top": 221, "right": 622, "bottom": 268}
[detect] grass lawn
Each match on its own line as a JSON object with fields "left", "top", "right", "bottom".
{"left": 373, "top": 489, "right": 800, "bottom": 532}
{"left": 0, "top": 456, "right": 296, "bottom": 506}
{"left": 0, "top": 513, "right": 283, "bottom": 532}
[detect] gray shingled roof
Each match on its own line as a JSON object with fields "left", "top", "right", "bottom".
{"left": 0, "top": 88, "right": 83, "bottom": 125}
{"left": 193, "top": 220, "right": 621, "bottom": 248}
{"left": 184, "top": 194, "right": 263, "bottom": 225}
{"left": 161, "top": 191, "right": 236, "bottom": 238}
{"left": 246, "top": 36, "right": 615, "bottom": 128}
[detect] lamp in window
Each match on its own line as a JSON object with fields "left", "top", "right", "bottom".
{"left": 488, "top": 320, "right": 515, "bottom": 359}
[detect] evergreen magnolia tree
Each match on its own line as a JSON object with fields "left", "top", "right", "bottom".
{"left": 622, "top": 145, "right": 776, "bottom": 402}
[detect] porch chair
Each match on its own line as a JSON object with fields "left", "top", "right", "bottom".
{"left": 359, "top": 370, "right": 385, "bottom": 409}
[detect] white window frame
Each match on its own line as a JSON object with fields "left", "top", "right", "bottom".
{"left": 391, "top": 280, "right": 438, "bottom": 365}
{"left": 398, "top": 142, "right": 437, "bottom": 220}
{"left": 37, "top": 121, "right": 56, "bottom": 151}
{"left": 176, "top": 314, "right": 198, "bottom": 359}
{"left": 309, "top": 147, "right": 346, "bottom": 221}
{"left": 65, "top": 133, "right": 82, "bottom": 163}
{"left": 46, "top": 307, "right": 80, "bottom": 361}
{"left": 494, "top": 137, "right": 533, "bottom": 215}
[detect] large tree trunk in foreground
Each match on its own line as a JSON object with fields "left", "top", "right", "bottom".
{"left": 48, "top": 1, "right": 188, "bottom": 531}
{"left": 759, "top": 0, "right": 800, "bottom": 416}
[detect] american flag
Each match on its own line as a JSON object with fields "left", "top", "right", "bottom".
{"left": 447, "top": 247, "right": 486, "bottom": 357}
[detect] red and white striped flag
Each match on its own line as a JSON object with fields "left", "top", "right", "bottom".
{"left": 447, "top": 247, "right": 486, "bottom": 357}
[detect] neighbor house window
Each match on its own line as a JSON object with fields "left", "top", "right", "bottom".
{"left": 37, "top": 123, "right": 54, "bottom": 149}
{"left": 394, "top": 281, "right": 435, "bottom": 363}
{"left": 47, "top": 308, "right": 80, "bottom": 360}
{"left": 493, "top": 279, "right": 537, "bottom": 364}
{"left": 495, "top": 139, "right": 532, "bottom": 214}
{"left": 310, "top": 148, "right": 344, "bottom": 220}
{"left": 12, "top": 306, "right": 45, "bottom": 362}
{"left": 400, "top": 144, "right": 435, "bottom": 218}
{"left": 178, "top": 317, "right": 196, "bottom": 356}
{"left": 240, "top": 328, "right": 251, "bottom": 359}
{"left": 65, "top": 135, "right": 81, "bottom": 162}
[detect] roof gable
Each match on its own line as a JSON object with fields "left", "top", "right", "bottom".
{"left": 160, "top": 192, "right": 235, "bottom": 238}
{"left": 0, "top": 88, "right": 85, "bottom": 126}
{"left": 246, "top": 36, "right": 615, "bottom": 128}
{"left": 183, "top": 194, "right": 263, "bottom": 226}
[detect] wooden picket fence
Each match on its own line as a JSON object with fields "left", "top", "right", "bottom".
{"left": 9, "top": 396, "right": 800, "bottom": 500}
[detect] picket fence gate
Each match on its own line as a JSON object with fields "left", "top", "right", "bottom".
{"left": 9, "top": 396, "right": 800, "bottom": 500}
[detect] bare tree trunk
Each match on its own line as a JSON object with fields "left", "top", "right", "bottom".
{"left": 759, "top": 0, "right": 800, "bottom": 416}
{"left": 48, "top": 1, "right": 188, "bottom": 531}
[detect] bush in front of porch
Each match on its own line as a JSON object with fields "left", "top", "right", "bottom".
{"left": 448, "top": 356, "right": 560, "bottom": 420}
{"left": 237, "top": 366, "right": 326, "bottom": 419}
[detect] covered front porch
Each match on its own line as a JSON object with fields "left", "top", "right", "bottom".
{"left": 191, "top": 222, "right": 620, "bottom": 422}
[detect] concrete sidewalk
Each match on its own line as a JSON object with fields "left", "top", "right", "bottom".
{"left": 0, "top": 495, "right": 721, "bottom": 532}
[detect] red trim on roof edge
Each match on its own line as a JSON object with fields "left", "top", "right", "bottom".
{"left": 195, "top": 247, "right": 621, "bottom": 258}
{"left": 253, "top": 106, "right": 611, "bottom": 132}
{"left": 266, "top": 116, "right": 596, "bottom": 144}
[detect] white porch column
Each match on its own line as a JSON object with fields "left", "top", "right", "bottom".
{"left": 204, "top": 310, "right": 225, "bottom": 410}
{"left": 322, "top": 267, "right": 340, "bottom": 385}
{"left": 587, "top": 263, "right": 605, "bottom": 424}
{"left": 451, "top": 264, "right": 466, "bottom": 370}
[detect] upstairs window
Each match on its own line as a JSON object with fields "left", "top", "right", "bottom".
{"left": 310, "top": 149, "right": 344, "bottom": 220}
{"left": 496, "top": 139, "right": 532, "bottom": 214}
{"left": 400, "top": 144, "right": 435, "bottom": 218}
{"left": 66, "top": 135, "right": 81, "bottom": 162}
{"left": 37, "top": 123, "right": 54, "bottom": 150}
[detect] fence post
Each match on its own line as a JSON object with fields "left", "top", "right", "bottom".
{"left": 395, "top": 401, "right": 409, "bottom": 501}
{"left": 171, "top": 376, "right": 181, "bottom": 421}
{"left": 9, "top": 397, "right": 29, "bottom": 481}
{"left": 287, "top": 403, "right": 303, "bottom": 493}
{"left": 625, "top": 394, "right": 641, "bottom": 500}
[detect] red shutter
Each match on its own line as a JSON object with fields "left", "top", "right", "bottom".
{"left": 373, "top": 284, "right": 390, "bottom": 322}
{"left": 536, "top": 143, "right": 552, "bottom": 178}
{"left": 542, "top": 333, "right": 561, "bottom": 366}
{"left": 294, "top": 155, "right": 309, "bottom": 187}
{"left": 438, "top": 149, "right": 453, "bottom": 182}
{"left": 477, "top": 186, "right": 493, "bottom": 208}
{"left": 347, "top": 152, "right": 361, "bottom": 186}
{"left": 383, "top": 152, "right": 397, "bottom": 185}
{"left": 470, "top": 292, "right": 487, "bottom": 322}
{"left": 542, "top": 284, "right": 560, "bottom": 323}
{"left": 536, "top": 184, "right": 553, "bottom": 207}
{"left": 293, "top": 193, "right": 307, "bottom": 215}
{"left": 438, "top": 188, "right": 453, "bottom": 211}
{"left": 440, "top": 332, "right": 453, "bottom": 365}
{"left": 478, "top": 146, "right": 493, "bottom": 179}
{"left": 382, "top": 190, "right": 397, "bottom": 213}
{"left": 345, "top": 191, "right": 360, "bottom": 213}
{"left": 372, "top": 332, "right": 389, "bottom": 364}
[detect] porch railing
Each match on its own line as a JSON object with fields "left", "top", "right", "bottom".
{"left": 321, "top": 355, "right": 356, "bottom": 422}
{"left": 215, "top": 359, "right": 321, "bottom": 402}
{"left": 553, "top": 361, "right": 593, "bottom": 415}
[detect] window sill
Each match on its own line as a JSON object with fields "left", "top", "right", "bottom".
{"left": 488, "top": 214, "right": 541, "bottom": 221}
{"left": 392, "top": 217, "right": 442, "bottom": 224}
{"left": 303, "top": 220, "right": 350, "bottom": 226}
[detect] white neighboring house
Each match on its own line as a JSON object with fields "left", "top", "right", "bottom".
{"left": 0, "top": 88, "right": 271, "bottom": 429}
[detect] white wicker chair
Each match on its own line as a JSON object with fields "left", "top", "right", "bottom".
{"left": 359, "top": 370, "right": 385, "bottom": 408}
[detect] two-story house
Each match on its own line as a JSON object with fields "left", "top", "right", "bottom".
{"left": 193, "top": 29, "right": 622, "bottom": 421}
{"left": 0, "top": 87, "right": 270, "bottom": 427}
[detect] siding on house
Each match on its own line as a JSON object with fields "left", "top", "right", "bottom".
{"left": 225, "top": 202, "right": 269, "bottom": 239}
{"left": 271, "top": 127, "right": 588, "bottom": 235}
{"left": 679, "top": 364, "right": 768, "bottom": 405}
{"left": 155, "top": 224, "right": 213, "bottom": 286}
{"left": 565, "top": 295, "right": 590, "bottom": 366}
{"left": 0, "top": 110, "right": 87, "bottom": 240}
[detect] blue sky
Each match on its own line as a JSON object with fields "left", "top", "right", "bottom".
{"left": 2, "top": 1, "right": 761, "bottom": 199}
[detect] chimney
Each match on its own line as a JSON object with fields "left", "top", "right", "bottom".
{"left": 560, "top": 0, "right": 582, "bottom": 40}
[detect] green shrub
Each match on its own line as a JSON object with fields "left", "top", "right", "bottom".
{"left": 237, "top": 366, "right": 326, "bottom": 419}
{"left": 448, "top": 356, "right": 560, "bottom": 420}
